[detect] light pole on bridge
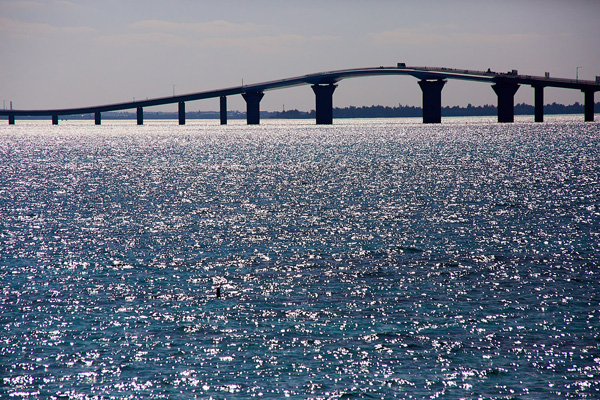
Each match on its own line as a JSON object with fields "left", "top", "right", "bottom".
{"left": 576, "top": 66, "right": 581, "bottom": 81}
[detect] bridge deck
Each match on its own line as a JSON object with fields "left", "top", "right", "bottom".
{"left": 1, "top": 65, "right": 598, "bottom": 117}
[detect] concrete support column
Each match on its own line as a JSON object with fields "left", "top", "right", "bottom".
{"left": 52, "top": 115, "right": 58, "bottom": 125}
{"left": 584, "top": 90, "right": 595, "bottom": 122}
{"left": 492, "top": 82, "right": 520, "bottom": 123}
{"left": 95, "top": 112, "right": 101, "bottom": 125}
{"left": 312, "top": 83, "right": 337, "bottom": 124}
{"left": 242, "top": 91, "right": 264, "bottom": 125}
{"left": 8, "top": 114, "right": 15, "bottom": 125}
{"left": 418, "top": 79, "right": 446, "bottom": 124}
{"left": 220, "top": 96, "right": 227, "bottom": 125}
{"left": 137, "top": 107, "right": 143, "bottom": 125}
{"left": 178, "top": 101, "right": 185, "bottom": 125}
{"left": 534, "top": 85, "right": 544, "bottom": 122}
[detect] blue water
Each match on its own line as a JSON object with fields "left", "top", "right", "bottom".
{"left": 1, "top": 117, "right": 599, "bottom": 399}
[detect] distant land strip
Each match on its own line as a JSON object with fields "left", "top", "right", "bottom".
{"left": 12, "top": 102, "right": 599, "bottom": 120}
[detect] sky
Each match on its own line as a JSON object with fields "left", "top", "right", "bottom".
{"left": 1, "top": 0, "right": 599, "bottom": 113}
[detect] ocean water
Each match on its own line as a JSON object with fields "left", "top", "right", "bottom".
{"left": 1, "top": 116, "right": 599, "bottom": 399}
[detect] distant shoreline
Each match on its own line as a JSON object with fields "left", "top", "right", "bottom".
{"left": 9, "top": 102, "right": 599, "bottom": 120}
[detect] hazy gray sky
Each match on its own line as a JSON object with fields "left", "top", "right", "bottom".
{"left": 1, "top": 0, "right": 599, "bottom": 112}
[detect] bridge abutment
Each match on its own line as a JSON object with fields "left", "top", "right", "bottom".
{"left": 534, "top": 85, "right": 544, "bottom": 122}
{"left": 52, "top": 115, "right": 58, "bottom": 125}
{"left": 312, "top": 84, "right": 337, "bottom": 124}
{"left": 418, "top": 79, "right": 446, "bottom": 123}
{"left": 137, "top": 107, "right": 143, "bottom": 125}
{"left": 220, "top": 96, "right": 227, "bottom": 125}
{"left": 8, "top": 115, "right": 15, "bottom": 125}
{"left": 492, "top": 82, "right": 520, "bottom": 123}
{"left": 583, "top": 90, "right": 595, "bottom": 122}
{"left": 242, "top": 91, "right": 264, "bottom": 125}
{"left": 95, "top": 112, "right": 101, "bottom": 125}
{"left": 178, "top": 102, "right": 185, "bottom": 125}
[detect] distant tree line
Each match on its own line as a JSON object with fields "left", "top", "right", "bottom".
{"left": 12, "top": 102, "right": 599, "bottom": 120}
{"left": 271, "top": 102, "right": 599, "bottom": 119}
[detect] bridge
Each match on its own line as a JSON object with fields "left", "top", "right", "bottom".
{"left": 2, "top": 65, "right": 599, "bottom": 125}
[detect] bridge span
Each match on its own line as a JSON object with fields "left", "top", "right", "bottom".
{"left": 2, "top": 65, "right": 599, "bottom": 125}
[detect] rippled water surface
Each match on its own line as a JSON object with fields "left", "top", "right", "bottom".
{"left": 1, "top": 117, "right": 599, "bottom": 399}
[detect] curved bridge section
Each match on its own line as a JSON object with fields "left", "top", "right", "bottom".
{"left": 2, "top": 65, "right": 599, "bottom": 125}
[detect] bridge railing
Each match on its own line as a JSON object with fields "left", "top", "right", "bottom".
{"left": 515, "top": 74, "right": 599, "bottom": 86}
{"left": 408, "top": 65, "right": 498, "bottom": 77}
{"left": 407, "top": 65, "right": 599, "bottom": 86}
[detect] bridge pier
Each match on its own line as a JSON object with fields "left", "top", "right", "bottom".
{"left": 178, "top": 101, "right": 185, "bottom": 125}
{"left": 242, "top": 91, "right": 264, "bottom": 125}
{"left": 492, "top": 82, "right": 520, "bottom": 123}
{"left": 583, "top": 90, "right": 595, "bottom": 122}
{"left": 418, "top": 79, "right": 446, "bottom": 123}
{"left": 95, "top": 112, "right": 101, "bottom": 125}
{"left": 8, "top": 114, "right": 15, "bottom": 125}
{"left": 52, "top": 115, "right": 58, "bottom": 125}
{"left": 312, "top": 84, "right": 337, "bottom": 124}
{"left": 534, "top": 85, "right": 544, "bottom": 122}
{"left": 137, "top": 107, "right": 143, "bottom": 125}
{"left": 220, "top": 96, "right": 227, "bottom": 125}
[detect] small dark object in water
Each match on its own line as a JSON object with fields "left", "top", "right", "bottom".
{"left": 216, "top": 287, "right": 221, "bottom": 298}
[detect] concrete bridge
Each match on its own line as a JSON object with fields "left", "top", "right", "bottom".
{"left": 2, "top": 65, "right": 599, "bottom": 125}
